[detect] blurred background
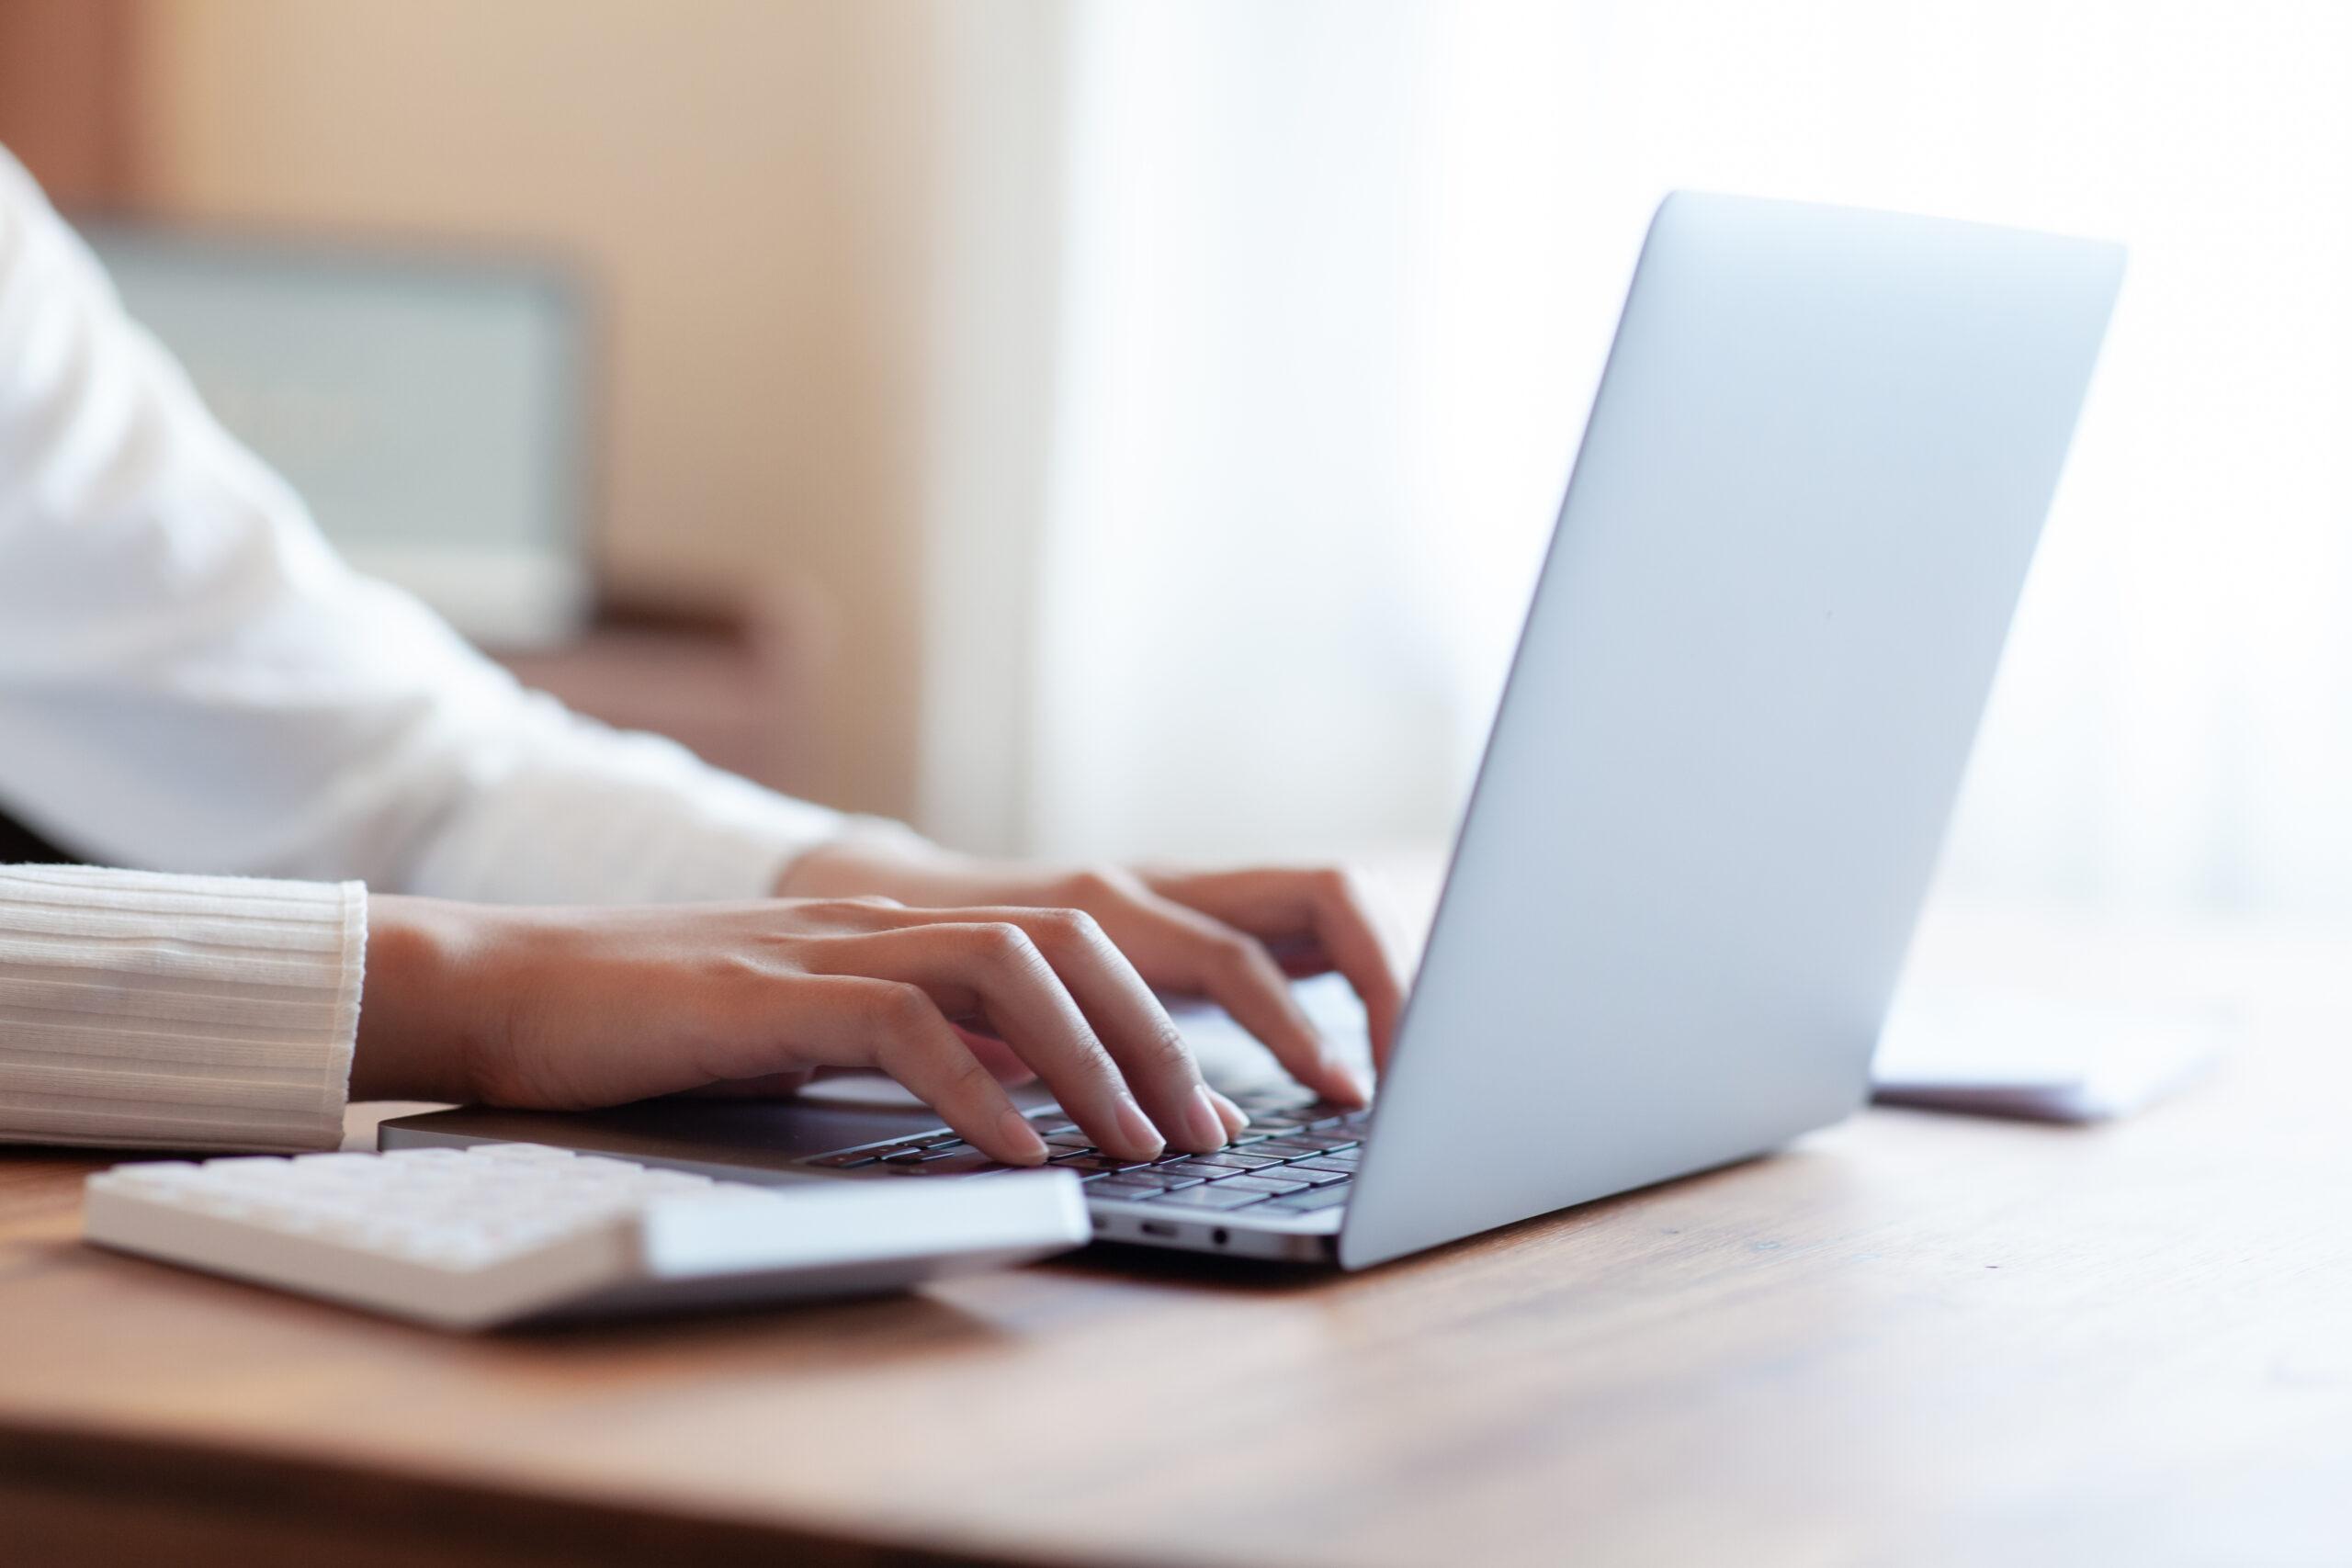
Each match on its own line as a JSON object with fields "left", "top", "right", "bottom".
{"left": 4, "top": 0, "right": 2349, "bottom": 931}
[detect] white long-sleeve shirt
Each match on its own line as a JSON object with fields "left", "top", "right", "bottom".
{"left": 0, "top": 146, "right": 889, "bottom": 1151}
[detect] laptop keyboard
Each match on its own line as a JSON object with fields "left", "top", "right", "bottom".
{"left": 801, "top": 1089, "right": 1367, "bottom": 1218}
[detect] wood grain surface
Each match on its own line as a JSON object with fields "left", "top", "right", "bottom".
{"left": 3, "top": 910, "right": 2348, "bottom": 1567}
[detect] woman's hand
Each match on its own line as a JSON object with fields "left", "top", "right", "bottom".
{"left": 353, "top": 894, "right": 1258, "bottom": 1167}
{"left": 780, "top": 841, "right": 1409, "bottom": 1105}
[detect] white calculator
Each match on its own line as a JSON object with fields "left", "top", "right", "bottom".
{"left": 84, "top": 1144, "right": 1089, "bottom": 1329}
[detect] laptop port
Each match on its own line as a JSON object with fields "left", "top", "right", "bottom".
{"left": 1139, "top": 1221, "right": 1178, "bottom": 1238}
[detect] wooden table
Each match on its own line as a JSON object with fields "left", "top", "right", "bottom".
{"left": 4, "top": 907, "right": 2348, "bottom": 1567}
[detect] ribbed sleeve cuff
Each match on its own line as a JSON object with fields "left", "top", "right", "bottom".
{"left": 0, "top": 863, "right": 363, "bottom": 1153}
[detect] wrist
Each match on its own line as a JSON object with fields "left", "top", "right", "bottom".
{"left": 352, "top": 895, "right": 491, "bottom": 1102}
{"left": 774, "top": 827, "right": 964, "bottom": 901}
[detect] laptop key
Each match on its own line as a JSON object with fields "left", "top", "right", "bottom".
{"left": 1159, "top": 1160, "right": 1246, "bottom": 1181}
{"left": 1185, "top": 1151, "right": 1287, "bottom": 1171}
{"left": 1112, "top": 1168, "right": 1207, "bottom": 1190}
{"left": 1249, "top": 1140, "right": 1335, "bottom": 1160}
{"left": 1052, "top": 1154, "right": 1148, "bottom": 1173}
{"left": 894, "top": 1151, "right": 1008, "bottom": 1177}
{"left": 808, "top": 1150, "right": 887, "bottom": 1168}
{"left": 1263, "top": 1185, "right": 1351, "bottom": 1212}
{"left": 1215, "top": 1174, "right": 1310, "bottom": 1197}
{"left": 1280, "top": 1134, "right": 1360, "bottom": 1153}
{"left": 1089, "top": 1179, "right": 1168, "bottom": 1202}
{"left": 1284, "top": 1159, "right": 1358, "bottom": 1178}
{"left": 1275, "top": 1166, "right": 1350, "bottom": 1188}
{"left": 1148, "top": 1185, "right": 1273, "bottom": 1211}
{"left": 1267, "top": 1153, "right": 1355, "bottom": 1171}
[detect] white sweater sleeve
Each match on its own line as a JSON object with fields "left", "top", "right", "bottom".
{"left": 0, "top": 863, "right": 363, "bottom": 1153}
{"left": 0, "top": 145, "right": 902, "bottom": 906}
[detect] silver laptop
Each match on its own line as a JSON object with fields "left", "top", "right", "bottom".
{"left": 383, "top": 192, "right": 2124, "bottom": 1269}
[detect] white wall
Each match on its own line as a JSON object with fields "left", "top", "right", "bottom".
{"left": 987, "top": 0, "right": 2352, "bottom": 927}
{"left": 1029, "top": 2, "right": 1470, "bottom": 863}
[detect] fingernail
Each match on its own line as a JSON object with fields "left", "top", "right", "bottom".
{"left": 1182, "top": 1085, "right": 1230, "bottom": 1152}
{"left": 998, "top": 1109, "right": 1050, "bottom": 1165}
{"left": 1207, "top": 1089, "right": 1251, "bottom": 1137}
{"left": 1113, "top": 1094, "right": 1165, "bottom": 1157}
{"left": 1332, "top": 1060, "right": 1374, "bottom": 1107}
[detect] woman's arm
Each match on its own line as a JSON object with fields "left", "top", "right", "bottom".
{"left": 1, "top": 855, "right": 1396, "bottom": 1161}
